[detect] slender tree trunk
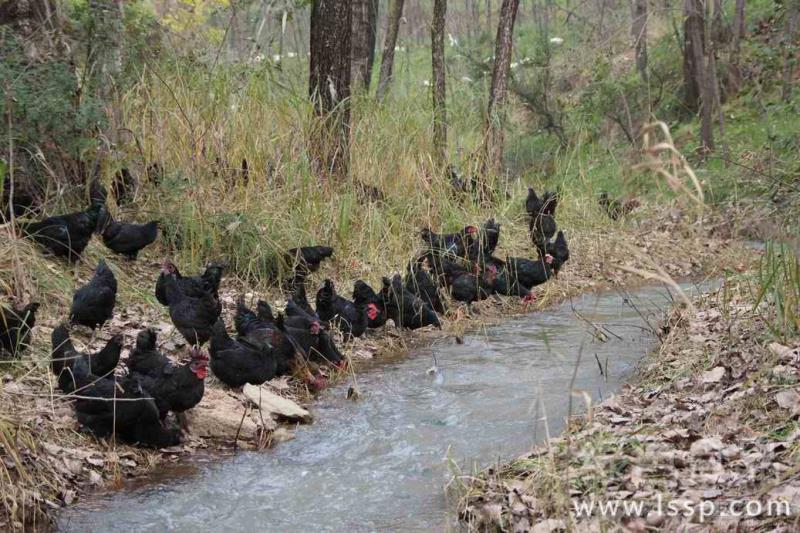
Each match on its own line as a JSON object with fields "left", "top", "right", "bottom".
{"left": 484, "top": 0, "right": 520, "bottom": 177}
{"left": 485, "top": 0, "right": 491, "bottom": 31}
{"left": 782, "top": 0, "right": 799, "bottom": 102}
{"left": 367, "top": 0, "right": 378, "bottom": 82}
{"left": 376, "top": 0, "right": 405, "bottom": 100}
{"left": 464, "top": 0, "right": 471, "bottom": 38}
{"left": 351, "top": 0, "right": 378, "bottom": 88}
{"left": 711, "top": 0, "right": 729, "bottom": 43}
{"left": 682, "top": 0, "right": 704, "bottom": 113}
{"left": 630, "top": 0, "right": 648, "bottom": 81}
{"left": 431, "top": 0, "right": 448, "bottom": 163}
{"left": 728, "top": 0, "right": 745, "bottom": 93}
{"left": 309, "top": 0, "right": 353, "bottom": 180}
{"left": 687, "top": 0, "right": 714, "bottom": 152}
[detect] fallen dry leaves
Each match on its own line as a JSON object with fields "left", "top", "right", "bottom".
{"left": 459, "top": 279, "right": 800, "bottom": 532}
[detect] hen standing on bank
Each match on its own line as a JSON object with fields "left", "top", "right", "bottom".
{"left": 0, "top": 303, "right": 38, "bottom": 358}
{"left": 352, "top": 280, "right": 386, "bottom": 328}
{"left": 51, "top": 325, "right": 123, "bottom": 393}
{"left": 316, "top": 279, "right": 367, "bottom": 339}
{"left": 19, "top": 202, "right": 102, "bottom": 261}
{"left": 158, "top": 261, "right": 220, "bottom": 346}
{"left": 70, "top": 259, "right": 117, "bottom": 330}
{"left": 209, "top": 319, "right": 277, "bottom": 387}
{"left": 70, "top": 359, "right": 181, "bottom": 448}
{"left": 155, "top": 261, "right": 224, "bottom": 308}
{"left": 381, "top": 275, "right": 440, "bottom": 330}
{"left": 129, "top": 347, "right": 208, "bottom": 423}
{"left": 95, "top": 206, "right": 159, "bottom": 259}
{"left": 526, "top": 188, "right": 558, "bottom": 255}
{"left": 420, "top": 226, "right": 478, "bottom": 258}
{"left": 404, "top": 260, "right": 446, "bottom": 314}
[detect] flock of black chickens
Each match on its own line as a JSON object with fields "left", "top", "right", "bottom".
{"left": 0, "top": 184, "right": 568, "bottom": 448}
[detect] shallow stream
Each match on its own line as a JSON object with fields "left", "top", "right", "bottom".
{"left": 58, "top": 282, "right": 710, "bottom": 532}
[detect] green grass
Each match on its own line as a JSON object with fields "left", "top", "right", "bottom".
{"left": 754, "top": 241, "right": 800, "bottom": 340}
{"left": 3, "top": 0, "right": 797, "bottom": 306}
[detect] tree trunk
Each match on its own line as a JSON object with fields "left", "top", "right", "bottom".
{"left": 682, "top": 0, "right": 705, "bottom": 114}
{"left": 484, "top": 0, "right": 521, "bottom": 177}
{"left": 86, "top": 0, "right": 124, "bottom": 149}
{"left": 367, "top": 0, "right": 378, "bottom": 83}
{"left": 431, "top": 0, "right": 448, "bottom": 163}
{"left": 688, "top": 0, "right": 714, "bottom": 152}
{"left": 782, "top": 0, "right": 799, "bottom": 102}
{"left": 376, "top": 0, "right": 405, "bottom": 100}
{"left": 728, "top": 0, "right": 745, "bottom": 94}
{"left": 485, "top": 0, "right": 492, "bottom": 31}
{"left": 630, "top": 0, "right": 648, "bottom": 81}
{"left": 711, "top": 0, "right": 729, "bottom": 44}
{"left": 310, "top": 0, "right": 353, "bottom": 180}
{"left": 352, "top": 0, "right": 378, "bottom": 88}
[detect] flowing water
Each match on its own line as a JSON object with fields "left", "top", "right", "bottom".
{"left": 57, "top": 282, "right": 711, "bottom": 532}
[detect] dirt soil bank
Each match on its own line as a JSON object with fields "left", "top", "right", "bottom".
{"left": 458, "top": 276, "right": 800, "bottom": 532}
{"left": 0, "top": 206, "right": 755, "bottom": 530}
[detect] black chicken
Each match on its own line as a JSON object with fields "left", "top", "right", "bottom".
{"left": 145, "top": 163, "right": 164, "bottom": 186}
{"left": 381, "top": 275, "right": 440, "bottom": 330}
{"left": 542, "top": 230, "right": 571, "bottom": 274}
{"left": 467, "top": 218, "right": 502, "bottom": 261}
{"left": 449, "top": 265, "right": 496, "bottom": 305}
{"left": 2, "top": 176, "right": 38, "bottom": 219}
{"left": 71, "top": 259, "right": 117, "bottom": 329}
{"left": 286, "top": 246, "right": 334, "bottom": 275}
{"left": 96, "top": 207, "right": 159, "bottom": 259}
{"left": 352, "top": 280, "right": 386, "bottom": 328}
{"left": 291, "top": 279, "right": 318, "bottom": 318}
{"left": 488, "top": 266, "right": 537, "bottom": 303}
{"left": 599, "top": 192, "right": 640, "bottom": 220}
{"left": 127, "top": 329, "right": 171, "bottom": 379}
{"left": 89, "top": 178, "right": 108, "bottom": 207}
{"left": 19, "top": 203, "right": 102, "bottom": 261}
{"left": 209, "top": 319, "right": 277, "bottom": 388}
{"left": 279, "top": 309, "right": 344, "bottom": 367}
{"left": 316, "top": 279, "right": 367, "bottom": 338}
{"left": 235, "top": 300, "right": 298, "bottom": 376}
{"left": 283, "top": 299, "right": 320, "bottom": 328}
{"left": 50, "top": 325, "right": 123, "bottom": 393}
{"left": 404, "top": 260, "right": 446, "bottom": 314}
{"left": 425, "top": 253, "right": 473, "bottom": 287}
{"left": 526, "top": 188, "right": 558, "bottom": 254}
{"left": 257, "top": 299, "right": 344, "bottom": 368}
{"left": 129, "top": 348, "right": 208, "bottom": 421}
{"left": 419, "top": 226, "right": 478, "bottom": 258}
{"left": 158, "top": 261, "right": 221, "bottom": 346}
{"left": 503, "top": 256, "right": 556, "bottom": 289}
{"left": 70, "top": 360, "right": 181, "bottom": 448}
{"left": 112, "top": 167, "right": 137, "bottom": 205}
{"left": 155, "top": 260, "right": 224, "bottom": 307}
{"left": 448, "top": 164, "right": 478, "bottom": 195}
{"left": 0, "top": 303, "right": 38, "bottom": 358}
{"left": 504, "top": 231, "right": 570, "bottom": 288}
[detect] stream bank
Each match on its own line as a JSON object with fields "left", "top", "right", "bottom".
{"left": 56, "top": 282, "right": 717, "bottom": 531}
{"left": 459, "top": 278, "right": 800, "bottom": 532}
{"left": 0, "top": 207, "right": 754, "bottom": 530}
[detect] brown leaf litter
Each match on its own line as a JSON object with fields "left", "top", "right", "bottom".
{"left": 459, "top": 278, "right": 800, "bottom": 532}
